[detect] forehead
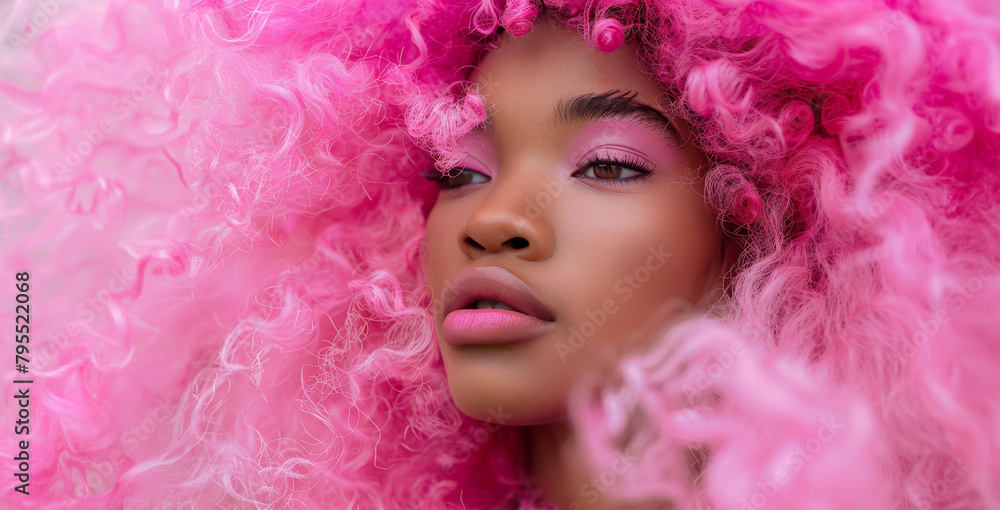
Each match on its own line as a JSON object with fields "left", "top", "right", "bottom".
{"left": 467, "top": 19, "right": 667, "bottom": 136}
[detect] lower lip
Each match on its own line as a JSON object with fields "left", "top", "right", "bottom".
{"left": 442, "top": 309, "right": 555, "bottom": 346}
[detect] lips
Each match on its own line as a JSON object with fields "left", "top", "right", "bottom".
{"left": 443, "top": 266, "right": 555, "bottom": 321}
{"left": 439, "top": 266, "right": 557, "bottom": 346}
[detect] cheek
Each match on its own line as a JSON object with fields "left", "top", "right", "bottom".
{"left": 628, "top": 203, "right": 718, "bottom": 305}
{"left": 423, "top": 203, "right": 457, "bottom": 297}
{"left": 552, "top": 191, "right": 717, "bottom": 353}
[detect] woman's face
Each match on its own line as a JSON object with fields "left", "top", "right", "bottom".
{"left": 422, "top": 17, "right": 728, "bottom": 426}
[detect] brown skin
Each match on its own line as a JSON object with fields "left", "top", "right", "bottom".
{"left": 421, "top": 15, "right": 737, "bottom": 510}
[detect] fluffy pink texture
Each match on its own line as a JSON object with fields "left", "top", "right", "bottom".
{"left": 0, "top": 0, "right": 998, "bottom": 508}
{"left": 571, "top": 318, "right": 890, "bottom": 508}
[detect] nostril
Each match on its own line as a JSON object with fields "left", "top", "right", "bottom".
{"left": 464, "top": 236, "right": 529, "bottom": 252}
{"left": 506, "top": 237, "right": 528, "bottom": 249}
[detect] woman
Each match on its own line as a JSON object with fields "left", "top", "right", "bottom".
{"left": 0, "top": 0, "right": 997, "bottom": 508}
{"left": 422, "top": 14, "right": 738, "bottom": 509}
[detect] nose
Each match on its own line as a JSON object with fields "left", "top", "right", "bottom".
{"left": 457, "top": 173, "right": 555, "bottom": 262}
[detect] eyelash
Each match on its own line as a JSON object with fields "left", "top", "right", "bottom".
{"left": 574, "top": 153, "right": 655, "bottom": 188}
{"left": 424, "top": 153, "right": 655, "bottom": 191}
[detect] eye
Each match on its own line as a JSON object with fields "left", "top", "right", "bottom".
{"left": 424, "top": 167, "right": 491, "bottom": 190}
{"left": 578, "top": 163, "right": 645, "bottom": 180}
{"left": 573, "top": 152, "right": 655, "bottom": 187}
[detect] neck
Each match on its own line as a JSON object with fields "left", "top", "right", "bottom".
{"left": 527, "top": 420, "right": 623, "bottom": 510}
{"left": 525, "top": 421, "right": 584, "bottom": 508}
{"left": 524, "top": 422, "right": 667, "bottom": 510}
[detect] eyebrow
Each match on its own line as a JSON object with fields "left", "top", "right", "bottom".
{"left": 559, "top": 90, "right": 681, "bottom": 139}
{"left": 475, "top": 89, "right": 683, "bottom": 145}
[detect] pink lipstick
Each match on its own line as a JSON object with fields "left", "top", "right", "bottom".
{"left": 440, "top": 266, "right": 556, "bottom": 346}
{"left": 443, "top": 309, "right": 555, "bottom": 345}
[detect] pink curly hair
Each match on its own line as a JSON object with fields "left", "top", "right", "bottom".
{"left": 1, "top": 0, "right": 998, "bottom": 508}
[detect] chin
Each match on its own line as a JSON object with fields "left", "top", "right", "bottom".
{"left": 448, "top": 380, "right": 567, "bottom": 427}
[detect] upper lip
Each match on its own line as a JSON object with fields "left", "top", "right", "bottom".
{"left": 443, "top": 266, "right": 555, "bottom": 321}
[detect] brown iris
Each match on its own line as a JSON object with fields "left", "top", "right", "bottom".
{"left": 591, "top": 163, "right": 624, "bottom": 179}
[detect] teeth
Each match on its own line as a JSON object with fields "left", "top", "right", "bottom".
{"left": 471, "top": 299, "right": 516, "bottom": 311}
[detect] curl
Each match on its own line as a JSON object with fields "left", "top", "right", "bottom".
{"left": 592, "top": 17, "right": 625, "bottom": 53}
{"left": 778, "top": 100, "right": 816, "bottom": 149}
{"left": 684, "top": 58, "right": 753, "bottom": 117}
{"left": 471, "top": 0, "right": 502, "bottom": 35}
{"left": 704, "top": 164, "right": 764, "bottom": 226}
{"left": 500, "top": 0, "right": 539, "bottom": 37}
